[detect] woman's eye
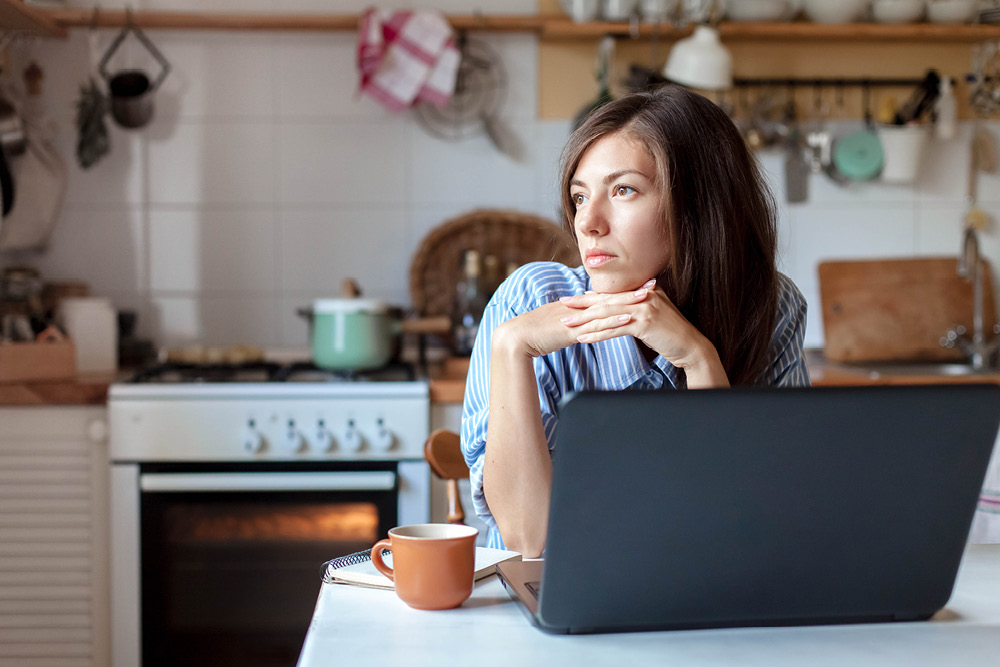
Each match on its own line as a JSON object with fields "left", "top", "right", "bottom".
{"left": 614, "top": 185, "right": 636, "bottom": 197}
{"left": 571, "top": 193, "right": 588, "bottom": 207}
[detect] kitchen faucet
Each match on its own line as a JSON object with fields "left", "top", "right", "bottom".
{"left": 940, "top": 227, "right": 1000, "bottom": 370}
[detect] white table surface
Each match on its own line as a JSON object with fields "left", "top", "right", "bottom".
{"left": 297, "top": 545, "right": 1000, "bottom": 667}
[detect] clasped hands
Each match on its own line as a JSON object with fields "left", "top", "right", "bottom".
{"left": 501, "top": 278, "right": 720, "bottom": 377}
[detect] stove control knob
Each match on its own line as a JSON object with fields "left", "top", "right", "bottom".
{"left": 281, "top": 420, "right": 305, "bottom": 454}
{"left": 370, "top": 418, "right": 395, "bottom": 452}
{"left": 242, "top": 420, "right": 264, "bottom": 454}
{"left": 340, "top": 419, "right": 364, "bottom": 453}
{"left": 313, "top": 419, "right": 334, "bottom": 452}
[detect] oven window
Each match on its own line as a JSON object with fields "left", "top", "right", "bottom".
{"left": 141, "top": 487, "right": 395, "bottom": 667}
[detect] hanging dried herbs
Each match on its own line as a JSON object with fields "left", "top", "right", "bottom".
{"left": 75, "top": 77, "right": 110, "bottom": 169}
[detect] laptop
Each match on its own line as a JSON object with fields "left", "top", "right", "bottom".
{"left": 496, "top": 384, "right": 1000, "bottom": 634}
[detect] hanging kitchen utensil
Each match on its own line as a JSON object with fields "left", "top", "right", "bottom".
{"left": 832, "top": 83, "right": 883, "bottom": 182}
{"left": 0, "top": 145, "right": 12, "bottom": 218}
{"left": 892, "top": 69, "right": 941, "bottom": 126}
{"left": 804, "top": 83, "right": 831, "bottom": 173}
{"left": 413, "top": 34, "right": 519, "bottom": 158}
{"left": 0, "top": 133, "right": 68, "bottom": 252}
{"left": 782, "top": 98, "right": 809, "bottom": 203}
{"left": 965, "top": 122, "right": 990, "bottom": 232}
{"left": 0, "top": 95, "right": 26, "bottom": 158}
{"left": 0, "top": 91, "right": 22, "bottom": 215}
{"left": 98, "top": 10, "right": 171, "bottom": 129}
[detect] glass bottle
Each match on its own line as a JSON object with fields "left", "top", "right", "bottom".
{"left": 483, "top": 253, "right": 500, "bottom": 300}
{"left": 454, "top": 249, "right": 486, "bottom": 356}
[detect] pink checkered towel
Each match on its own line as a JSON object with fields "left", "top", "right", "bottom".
{"left": 357, "top": 8, "right": 460, "bottom": 112}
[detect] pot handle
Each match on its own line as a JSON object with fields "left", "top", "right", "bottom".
{"left": 98, "top": 10, "right": 171, "bottom": 91}
{"left": 398, "top": 316, "right": 451, "bottom": 335}
{"left": 296, "top": 307, "right": 314, "bottom": 324}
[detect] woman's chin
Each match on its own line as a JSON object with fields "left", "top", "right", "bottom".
{"left": 586, "top": 272, "right": 645, "bottom": 294}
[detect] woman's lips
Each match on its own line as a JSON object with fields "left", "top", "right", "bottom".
{"left": 585, "top": 252, "right": 614, "bottom": 268}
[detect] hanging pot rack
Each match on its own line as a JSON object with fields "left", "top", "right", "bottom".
{"left": 732, "top": 77, "right": 927, "bottom": 89}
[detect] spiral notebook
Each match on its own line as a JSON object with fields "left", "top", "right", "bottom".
{"left": 323, "top": 545, "right": 521, "bottom": 590}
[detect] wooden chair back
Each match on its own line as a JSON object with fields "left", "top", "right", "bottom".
{"left": 423, "top": 429, "right": 470, "bottom": 524}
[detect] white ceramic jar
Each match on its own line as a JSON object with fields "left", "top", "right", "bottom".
{"left": 57, "top": 297, "right": 118, "bottom": 374}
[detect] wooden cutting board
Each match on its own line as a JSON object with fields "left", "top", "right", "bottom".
{"left": 819, "top": 257, "right": 996, "bottom": 363}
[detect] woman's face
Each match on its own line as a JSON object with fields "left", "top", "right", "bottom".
{"left": 569, "top": 131, "right": 670, "bottom": 294}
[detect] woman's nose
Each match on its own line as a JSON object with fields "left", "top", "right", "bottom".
{"left": 575, "top": 201, "right": 608, "bottom": 237}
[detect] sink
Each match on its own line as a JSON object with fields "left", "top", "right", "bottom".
{"left": 804, "top": 349, "right": 997, "bottom": 381}
{"left": 850, "top": 362, "right": 985, "bottom": 377}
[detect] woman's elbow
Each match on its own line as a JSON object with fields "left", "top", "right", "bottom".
{"left": 497, "top": 521, "right": 547, "bottom": 558}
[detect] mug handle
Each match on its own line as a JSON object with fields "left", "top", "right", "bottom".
{"left": 370, "top": 539, "right": 394, "bottom": 582}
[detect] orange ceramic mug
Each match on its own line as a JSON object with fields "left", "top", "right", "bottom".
{"left": 370, "top": 523, "right": 479, "bottom": 610}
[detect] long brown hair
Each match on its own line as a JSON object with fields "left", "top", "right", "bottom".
{"left": 559, "top": 85, "right": 778, "bottom": 386}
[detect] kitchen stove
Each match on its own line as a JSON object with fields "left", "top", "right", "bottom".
{"left": 107, "top": 358, "right": 432, "bottom": 667}
{"left": 111, "top": 360, "right": 428, "bottom": 461}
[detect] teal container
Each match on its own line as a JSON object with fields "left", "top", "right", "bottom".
{"left": 311, "top": 299, "right": 393, "bottom": 371}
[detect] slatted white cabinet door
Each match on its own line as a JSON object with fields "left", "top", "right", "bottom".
{"left": 0, "top": 407, "right": 109, "bottom": 667}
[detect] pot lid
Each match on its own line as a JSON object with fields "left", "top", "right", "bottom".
{"left": 313, "top": 298, "right": 389, "bottom": 314}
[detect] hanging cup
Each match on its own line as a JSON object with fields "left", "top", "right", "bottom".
{"left": 98, "top": 18, "right": 170, "bottom": 129}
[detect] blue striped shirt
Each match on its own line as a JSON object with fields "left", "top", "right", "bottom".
{"left": 460, "top": 261, "right": 810, "bottom": 550}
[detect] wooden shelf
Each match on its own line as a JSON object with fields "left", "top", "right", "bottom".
{"left": 22, "top": 7, "right": 1000, "bottom": 41}
{"left": 39, "top": 8, "right": 543, "bottom": 33}
{"left": 542, "top": 18, "right": 1000, "bottom": 42}
{"left": 0, "top": 0, "right": 66, "bottom": 38}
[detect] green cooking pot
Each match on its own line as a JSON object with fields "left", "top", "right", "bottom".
{"left": 298, "top": 300, "right": 454, "bottom": 371}
{"left": 310, "top": 298, "right": 394, "bottom": 371}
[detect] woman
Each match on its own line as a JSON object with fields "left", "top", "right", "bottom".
{"left": 461, "top": 85, "right": 809, "bottom": 557}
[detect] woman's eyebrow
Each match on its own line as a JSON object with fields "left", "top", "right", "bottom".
{"left": 602, "top": 169, "right": 646, "bottom": 184}
{"left": 570, "top": 169, "right": 649, "bottom": 189}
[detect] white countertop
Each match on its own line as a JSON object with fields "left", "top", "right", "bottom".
{"left": 297, "top": 544, "right": 1000, "bottom": 667}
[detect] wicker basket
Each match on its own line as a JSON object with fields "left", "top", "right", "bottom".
{"left": 409, "top": 209, "right": 580, "bottom": 323}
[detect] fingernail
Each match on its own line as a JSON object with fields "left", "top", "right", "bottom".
{"left": 618, "top": 314, "right": 630, "bottom": 322}
{"left": 634, "top": 289, "right": 647, "bottom": 297}
{"left": 644, "top": 279, "right": 656, "bottom": 287}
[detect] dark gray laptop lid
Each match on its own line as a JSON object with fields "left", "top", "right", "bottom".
{"left": 536, "top": 385, "right": 1000, "bottom": 634}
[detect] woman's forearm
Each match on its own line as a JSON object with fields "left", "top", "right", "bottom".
{"left": 482, "top": 324, "right": 553, "bottom": 557}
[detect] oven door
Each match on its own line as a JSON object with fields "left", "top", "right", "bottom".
{"left": 110, "top": 460, "right": 428, "bottom": 667}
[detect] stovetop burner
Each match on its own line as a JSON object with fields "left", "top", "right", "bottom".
{"left": 127, "top": 360, "right": 418, "bottom": 384}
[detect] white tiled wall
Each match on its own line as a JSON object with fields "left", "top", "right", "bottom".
{"left": 4, "top": 0, "right": 1000, "bottom": 352}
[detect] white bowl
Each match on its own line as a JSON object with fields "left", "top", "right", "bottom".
{"left": 802, "top": 0, "right": 866, "bottom": 23}
{"left": 872, "top": 0, "right": 925, "bottom": 22}
{"left": 926, "top": 0, "right": 977, "bottom": 23}
{"left": 561, "top": 0, "right": 600, "bottom": 22}
{"left": 726, "top": 0, "right": 796, "bottom": 21}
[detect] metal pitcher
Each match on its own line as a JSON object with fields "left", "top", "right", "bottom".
{"left": 98, "top": 18, "right": 170, "bottom": 129}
